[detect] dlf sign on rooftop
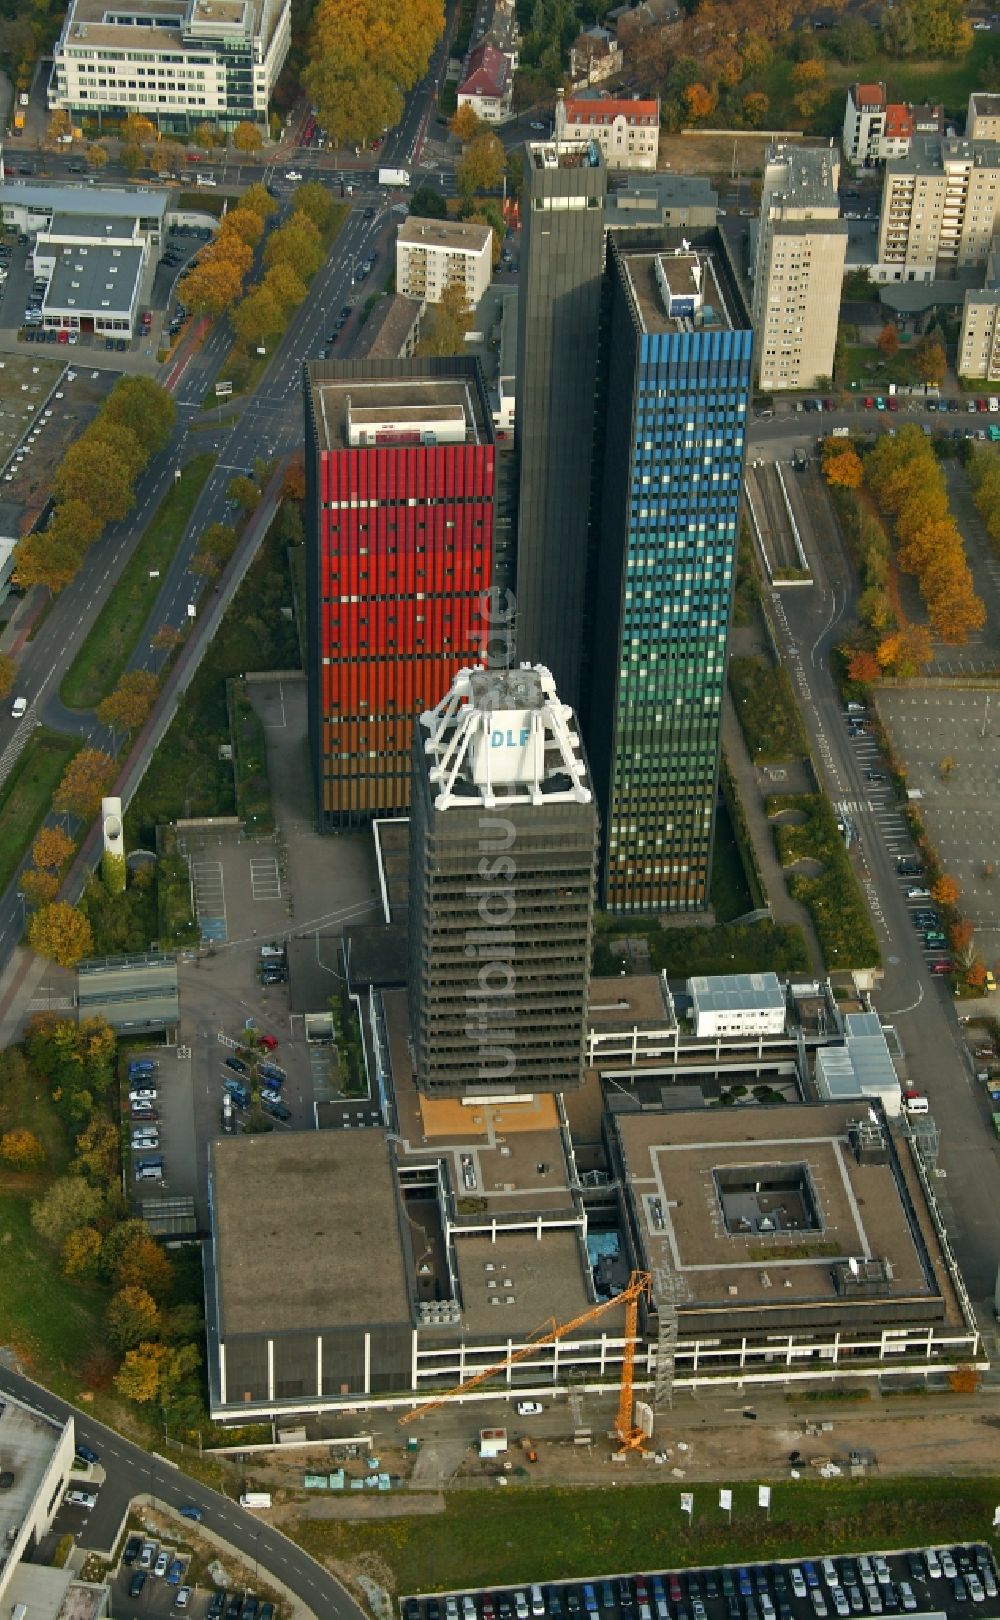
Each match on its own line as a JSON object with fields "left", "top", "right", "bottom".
{"left": 472, "top": 709, "right": 543, "bottom": 785}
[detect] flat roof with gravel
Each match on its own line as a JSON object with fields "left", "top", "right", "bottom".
{"left": 212, "top": 1131, "right": 411, "bottom": 1333}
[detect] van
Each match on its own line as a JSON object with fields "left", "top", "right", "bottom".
{"left": 531, "top": 1589, "right": 545, "bottom": 1617}
{"left": 845, "top": 703, "right": 866, "bottom": 715}
{"left": 902, "top": 1091, "right": 929, "bottom": 1115}
{"left": 196, "top": 173, "right": 217, "bottom": 187}
{"left": 11, "top": 696, "right": 26, "bottom": 719}
{"left": 135, "top": 1163, "right": 163, "bottom": 1181}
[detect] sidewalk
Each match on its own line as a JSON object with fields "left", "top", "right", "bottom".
{"left": 721, "top": 690, "right": 825, "bottom": 975}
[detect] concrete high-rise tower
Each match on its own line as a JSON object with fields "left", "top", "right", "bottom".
{"left": 304, "top": 357, "right": 495, "bottom": 829}
{"left": 408, "top": 663, "right": 597, "bottom": 1098}
{"left": 589, "top": 230, "right": 753, "bottom": 913}
{"left": 514, "top": 139, "right": 607, "bottom": 713}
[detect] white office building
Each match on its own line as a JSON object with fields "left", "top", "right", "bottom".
{"left": 49, "top": 0, "right": 291, "bottom": 133}
{"left": 687, "top": 972, "right": 787, "bottom": 1040}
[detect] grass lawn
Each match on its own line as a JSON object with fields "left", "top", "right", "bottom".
{"left": 710, "top": 799, "right": 753, "bottom": 923}
{"left": 60, "top": 453, "right": 216, "bottom": 711}
{"left": 289, "top": 1476, "right": 1000, "bottom": 1594}
{"left": 841, "top": 344, "right": 921, "bottom": 393}
{"left": 756, "top": 36, "right": 1000, "bottom": 132}
{"left": 0, "top": 1187, "right": 104, "bottom": 1387}
{"left": 729, "top": 656, "right": 809, "bottom": 764}
{"left": 0, "top": 730, "right": 80, "bottom": 895}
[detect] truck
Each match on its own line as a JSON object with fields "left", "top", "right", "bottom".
{"left": 378, "top": 167, "right": 410, "bottom": 187}
{"left": 239, "top": 1492, "right": 272, "bottom": 1509}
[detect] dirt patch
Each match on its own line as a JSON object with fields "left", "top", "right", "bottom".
{"left": 659, "top": 132, "right": 781, "bottom": 178}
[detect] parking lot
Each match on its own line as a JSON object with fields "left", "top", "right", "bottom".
{"left": 404, "top": 1546, "right": 1000, "bottom": 1620}
{"left": 876, "top": 688, "right": 1000, "bottom": 952}
{"left": 114, "top": 1527, "right": 278, "bottom": 1620}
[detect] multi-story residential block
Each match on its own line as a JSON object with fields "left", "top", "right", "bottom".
{"left": 589, "top": 230, "right": 753, "bottom": 913}
{"left": 967, "top": 91, "right": 1000, "bottom": 142}
{"left": 48, "top": 0, "right": 290, "bottom": 132}
{"left": 351, "top": 293, "right": 424, "bottom": 361}
{"left": 875, "top": 135, "right": 1000, "bottom": 283}
{"left": 457, "top": 41, "right": 513, "bottom": 123}
{"left": 554, "top": 92, "right": 659, "bottom": 172}
{"left": 408, "top": 663, "right": 597, "bottom": 1097}
{"left": 843, "top": 82, "right": 923, "bottom": 163}
{"left": 843, "top": 82, "right": 888, "bottom": 164}
{"left": 514, "top": 139, "right": 607, "bottom": 716}
{"left": 751, "top": 143, "right": 847, "bottom": 394}
{"left": 395, "top": 218, "right": 493, "bottom": 309}
{"left": 959, "top": 231, "right": 1000, "bottom": 378}
{"left": 569, "top": 24, "right": 623, "bottom": 86}
{"left": 303, "top": 359, "right": 495, "bottom": 829}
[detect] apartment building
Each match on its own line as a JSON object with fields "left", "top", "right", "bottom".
{"left": 967, "top": 91, "right": 1000, "bottom": 141}
{"left": 554, "top": 93, "right": 659, "bottom": 171}
{"left": 396, "top": 218, "right": 493, "bottom": 309}
{"left": 457, "top": 41, "right": 513, "bottom": 123}
{"left": 751, "top": 143, "right": 847, "bottom": 393}
{"left": 843, "top": 82, "right": 888, "bottom": 164}
{"left": 876, "top": 136, "right": 1000, "bottom": 283}
{"left": 49, "top": 0, "right": 290, "bottom": 133}
{"left": 959, "top": 232, "right": 1000, "bottom": 379}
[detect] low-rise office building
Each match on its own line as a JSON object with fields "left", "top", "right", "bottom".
{"left": 396, "top": 217, "right": 493, "bottom": 309}
{"left": 554, "top": 93, "right": 659, "bottom": 172}
{"left": 0, "top": 1393, "right": 82, "bottom": 1612}
{"left": 49, "top": 0, "right": 291, "bottom": 133}
{"left": 688, "top": 972, "right": 786, "bottom": 1040}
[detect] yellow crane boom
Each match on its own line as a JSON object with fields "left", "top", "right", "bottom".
{"left": 398, "top": 1269, "right": 652, "bottom": 1450}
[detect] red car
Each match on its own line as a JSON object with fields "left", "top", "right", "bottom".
{"left": 259, "top": 1033, "right": 279, "bottom": 1051}
{"left": 930, "top": 960, "right": 951, "bottom": 975}
{"left": 185, "top": 152, "right": 201, "bottom": 163}
{"left": 864, "top": 396, "right": 875, "bottom": 409}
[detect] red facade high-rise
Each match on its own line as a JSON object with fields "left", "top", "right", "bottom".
{"left": 304, "top": 359, "right": 496, "bottom": 827}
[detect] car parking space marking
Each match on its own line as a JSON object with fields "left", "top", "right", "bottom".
{"left": 192, "top": 859, "right": 227, "bottom": 941}
{"left": 250, "top": 856, "right": 282, "bottom": 901}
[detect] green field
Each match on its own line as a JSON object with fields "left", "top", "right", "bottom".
{"left": 289, "top": 1476, "right": 1000, "bottom": 1595}
{"left": 60, "top": 453, "right": 216, "bottom": 711}
{"left": 761, "top": 35, "right": 1000, "bottom": 131}
{"left": 841, "top": 344, "right": 921, "bottom": 393}
{"left": 0, "top": 1188, "right": 104, "bottom": 1386}
{"left": 0, "top": 730, "right": 80, "bottom": 895}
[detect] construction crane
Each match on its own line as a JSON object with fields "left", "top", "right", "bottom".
{"left": 398, "top": 1269, "right": 653, "bottom": 1451}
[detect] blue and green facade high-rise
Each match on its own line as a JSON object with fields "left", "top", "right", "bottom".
{"left": 588, "top": 229, "right": 753, "bottom": 914}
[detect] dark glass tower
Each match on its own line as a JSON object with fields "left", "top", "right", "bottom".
{"left": 514, "top": 140, "right": 607, "bottom": 714}
{"left": 408, "top": 664, "right": 597, "bottom": 1098}
{"left": 588, "top": 230, "right": 753, "bottom": 913}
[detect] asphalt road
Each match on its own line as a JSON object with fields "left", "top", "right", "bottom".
{"left": 762, "top": 452, "right": 1000, "bottom": 1304}
{"left": 0, "top": 1364, "right": 363, "bottom": 1620}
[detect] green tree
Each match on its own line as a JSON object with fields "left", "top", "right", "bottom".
{"left": 114, "top": 1341, "right": 168, "bottom": 1402}
{"left": 54, "top": 424, "right": 145, "bottom": 525}
{"left": 27, "top": 902, "right": 94, "bottom": 968}
{"left": 241, "top": 182, "right": 279, "bottom": 221}
{"left": 233, "top": 120, "right": 263, "bottom": 152}
{"left": 106, "top": 1284, "right": 160, "bottom": 1351}
{"left": 31, "top": 1175, "right": 103, "bottom": 1248}
{"left": 414, "top": 281, "right": 470, "bottom": 355}
{"left": 62, "top": 1225, "right": 102, "bottom": 1276}
{"left": 72, "top": 1117, "right": 120, "bottom": 1183}
{"left": 54, "top": 748, "right": 116, "bottom": 819}
{"left": 227, "top": 476, "right": 260, "bottom": 514}
{"left": 103, "top": 377, "right": 176, "bottom": 457}
{"left": 291, "top": 181, "right": 338, "bottom": 234}
{"left": 97, "top": 670, "right": 159, "bottom": 735}
{"left": 456, "top": 131, "right": 505, "bottom": 199}
{"left": 232, "top": 287, "right": 283, "bottom": 349}
{"left": 0, "top": 1127, "right": 46, "bottom": 1170}
{"left": 120, "top": 143, "right": 144, "bottom": 175}
{"left": 109, "top": 1229, "right": 175, "bottom": 1301}
{"left": 264, "top": 216, "right": 324, "bottom": 278}
{"left": 262, "top": 263, "right": 308, "bottom": 314}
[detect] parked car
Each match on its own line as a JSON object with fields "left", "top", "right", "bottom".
{"left": 123, "top": 1535, "right": 143, "bottom": 1566}
{"left": 262, "top": 1097, "right": 291, "bottom": 1121}
{"left": 75, "top": 1443, "right": 100, "bottom": 1464}
{"left": 167, "top": 1559, "right": 185, "bottom": 1585}
{"left": 130, "top": 1572, "right": 148, "bottom": 1599}
{"left": 154, "top": 1550, "right": 170, "bottom": 1578}
{"left": 64, "top": 1489, "right": 97, "bottom": 1509}
{"left": 225, "top": 1055, "right": 249, "bottom": 1076}
{"left": 179, "top": 1504, "right": 203, "bottom": 1521}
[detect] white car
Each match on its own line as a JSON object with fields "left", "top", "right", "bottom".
{"left": 65, "top": 1489, "right": 97, "bottom": 1509}
{"left": 154, "top": 1550, "right": 170, "bottom": 1578}
{"left": 175, "top": 1589, "right": 192, "bottom": 1610}
{"left": 285, "top": 170, "right": 303, "bottom": 181}
{"left": 516, "top": 1400, "right": 542, "bottom": 1415}
{"left": 11, "top": 696, "right": 26, "bottom": 719}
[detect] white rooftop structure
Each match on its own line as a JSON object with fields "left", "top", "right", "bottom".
{"left": 420, "top": 663, "right": 593, "bottom": 810}
{"left": 687, "top": 972, "right": 786, "bottom": 1039}
{"left": 815, "top": 1010, "right": 902, "bottom": 1117}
